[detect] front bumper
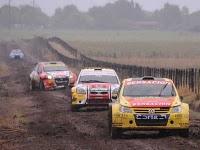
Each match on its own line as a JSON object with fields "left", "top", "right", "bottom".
{"left": 43, "top": 79, "right": 56, "bottom": 90}
{"left": 54, "top": 77, "right": 69, "bottom": 87}
{"left": 43, "top": 77, "right": 69, "bottom": 90}
{"left": 72, "top": 93, "right": 112, "bottom": 106}
{"left": 112, "top": 113, "right": 189, "bottom": 130}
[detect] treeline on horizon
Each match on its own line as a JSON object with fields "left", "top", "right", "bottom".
{"left": 1, "top": 0, "right": 200, "bottom": 31}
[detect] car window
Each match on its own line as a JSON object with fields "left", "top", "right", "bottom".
{"left": 37, "top": 65, "right": 43, "bottom": 74}
{"left": 78, "top": 75, "right": 119, "bottom": 84}
{"left": 123, "top": 83, "right": 176, "bottom": 97}
{"left": 34, "top": 65, "right": 38, "bottom": 71}
{"left": 44, "top": 65, "right": 68, "bottom": 72}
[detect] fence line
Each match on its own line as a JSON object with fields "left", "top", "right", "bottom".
{"left": 46, "top": 37, "right": 199, "bottom": 95}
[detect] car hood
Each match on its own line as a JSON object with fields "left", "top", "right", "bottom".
{"left": 121, "top": 97, "right": 179, "bottom": 108}
{"left": 47, "top": 71, "right": 70, "bottom": 78}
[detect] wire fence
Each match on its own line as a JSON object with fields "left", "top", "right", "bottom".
{"left": 46, "top": 37, "right": 199, "bottom": 95}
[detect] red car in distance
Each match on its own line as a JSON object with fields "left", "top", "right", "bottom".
{"left": 29, "top": 61, "right": 76, "bottom": 90}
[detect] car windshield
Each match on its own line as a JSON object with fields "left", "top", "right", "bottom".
{"left": 11, "top": 50, "right": 22, "bottom": 54}
{"left": 44, "top": 65, "right": 68, "bottom": 72}
{"left": 123, "top": 82, "right": 176, "bottom": 97}
{"left": 79, "top": 75, "right": 119, "bottom": 84}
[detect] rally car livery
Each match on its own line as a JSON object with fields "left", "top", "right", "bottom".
{"left": 109, "top": 76, "right": 189, "bottom": 138}
{"left": 29, "top": 61, "right": 72, "bottom": 90}
{"left": 71, "top": 68, "right": 120, "bottom": 111}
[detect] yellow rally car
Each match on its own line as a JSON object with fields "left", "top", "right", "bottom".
{"left": 108, "top": 76, "right": 189, "bottom": 138}
{"left": 71, "top": 68, "right": 120, "bottom": 111}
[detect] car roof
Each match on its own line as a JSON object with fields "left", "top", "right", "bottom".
{"left": 11, "top": 49, "right": 23, "bottom": 52}
{"left": 80, "top": 68, "right": 117, "bottom": 76}
{"left": 39, "top": 61, "right": 66, "bottom": 67}
{"left": 124, "top": 76, "right": 173, "bottom": 83}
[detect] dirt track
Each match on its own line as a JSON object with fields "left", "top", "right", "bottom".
{"left": 0, "top": 38, "right": 200, "bottom": 150}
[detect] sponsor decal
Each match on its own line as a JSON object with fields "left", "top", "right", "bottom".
{"left": 175, "top": 114, "right": 183, "bottom": 118}
{"left": 47, "top": 71, "right": 69, "bottom": 78}
{"left": 127, "top": 97, "right": 174, "bottom": 107}
{"left": 90, "top": 88, "right": 109, "bottom": 92}
{"left": 125, "top": 80, "right": 171, "bottom": 86}
{"left": 88, "top": 83, "right": 111, "bottom": 99}
{"left": 132, "top": 102, "right": 172, "bottom": 107}
{"left": 179, "top": 123, "right": 189, "bottom": 127}
{"left": 81, "top": 71, "right": 116, "bottom": 76}
{"left": 88, "top": 83, "right": 110, "bottom": 90}
{"left": 135, "top": 114, "right": 169, "bottom": 120}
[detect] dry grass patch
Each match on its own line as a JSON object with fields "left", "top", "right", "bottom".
{"left": 69, "top": 40, "right": 200, "bottom": 68}
{"left": 49, "top": 41, "right": 76, "bottom": 59}
{"left": 0, "top": 63, "right": 10, "bottom": 77}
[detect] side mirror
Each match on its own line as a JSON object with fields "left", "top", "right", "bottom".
{"left": 180, "top": 96, "right": 184, "bottom": 101}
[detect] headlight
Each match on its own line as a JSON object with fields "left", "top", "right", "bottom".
{"left": 112, "top": 88, "right": 119, "bottom": 95}
{"left": 47, "top": 75, "right": 53, "bottom": 80}
{"left": 172, "top": 105, "right": 182, "bottom": 113}
{"left": 120, "top": 105, "right": 132, "bottom": 113}
{"left": 69, "top": 73, "right": 73, "bottom": 79}
{"left": 76, "top": 87, "right": 86, "bottom": 94}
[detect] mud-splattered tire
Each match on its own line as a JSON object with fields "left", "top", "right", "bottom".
{"left": 29, "top": 79, "right": 36, "bottom": 91}
{"left": 39, "top": 80, "right": 45, "bottom": 91}
{"left": 108, "top": 104, "right": 112, "bottom": 134}
{"left": 159, "top": 130, "right": 169, "bottom": 136}
{"left": 108, "top": 104, "right": 121, "bottom": 139}
{"left": 111, "top": 127, "right": 121, "bottom": 139}
{"left": 179, "top": 129, "right": 189, "bottom": 138}
{"left": 71, "top": 104, "right": 80, "bottom": 112}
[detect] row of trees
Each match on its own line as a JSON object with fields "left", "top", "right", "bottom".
{"left": 0, "top": 0, "right": 200, "bottom": 31}
{"left": 0, "top": 5, "right": 49, "bottom": 28}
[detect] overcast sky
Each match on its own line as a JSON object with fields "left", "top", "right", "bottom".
{"left": 0, "top": 0, "right": 200, "bottom": 16}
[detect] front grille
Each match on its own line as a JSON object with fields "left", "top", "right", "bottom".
{"left": 55, "top": 77, "right": 69, "bottom": 86}
{"left": 135, "top": 114, "right": 169, "bottom": 126}
{"left": 86, "top": 99, "right": 110, "bottom": 104}
{"left": 134, "top": 108, "right": 170, "bottom": 114}
{"left": 14, "top": 55, "right": 20, "bottom": 59}
{"left": 90, "top": 91, "right": 108, "bottom": 94}
{"left": 135, "top": 119, "right": 169, "bottom": 126}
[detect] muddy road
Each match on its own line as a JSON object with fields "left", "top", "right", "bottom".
{"left": 0, "top": 38, "right": 200, "bottom": 150}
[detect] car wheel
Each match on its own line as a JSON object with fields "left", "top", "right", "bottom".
{"left": 108, "top": 104, "right": 121, "bottom": 139}
{"left": 108, "top": 104, "right": 112, "bottom": 134}
{"left": 159, "top": 130, "right": 169, "bottom": 137}
{"left": 66, "top": 86, "right": 71, "bottom": 98}
{"left": 71, "top": 104, "right": 80, "bottom": 112}
{"left": 111, "top": 127, "right": 120, "bottom": 139}
{"left": 29, "top": 79, "right": 36, "bottom": 91}
{"left": 179, "top": 129, "right": 189, "bottom": 138}
{"left": 39, "top": 80, "right": 45, "bottom": 91}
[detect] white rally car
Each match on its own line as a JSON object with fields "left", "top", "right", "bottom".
{"left": 71, "top": 68, "right": 120, "bottom": 111}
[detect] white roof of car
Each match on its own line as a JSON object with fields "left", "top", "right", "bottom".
{"left": 11, "top": 49, "right": 22, "bottom": 52}
{"left": 80, "top": 68, "right": 117, "bottom": 76}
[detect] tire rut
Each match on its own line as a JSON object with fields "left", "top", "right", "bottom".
{"left": 0, "top": 38, "right": 200, "bottom": 150}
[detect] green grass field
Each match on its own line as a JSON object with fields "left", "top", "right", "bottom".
{"left": 1, "top": 29, "right": 200, "bottom": 68}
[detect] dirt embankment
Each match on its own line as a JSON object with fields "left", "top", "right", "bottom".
{"left": 0, "top": 37, "right": 200, "bottom": 150}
